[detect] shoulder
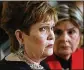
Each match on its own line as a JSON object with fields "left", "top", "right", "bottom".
{"left": 44, "top": 55, "right": 62, "bottom": 70}
{"left": 5, "top": 53, "right": 20, "bottom": 61}
{"left": 72, "top": 48, "right": 83, "bottom": 69}
{"left": 72, "top": 48, "right": 83, "bottom": 59}
{"left": 46, "top": 55, "right": 56, "bottom": 61}
{"left": 40, "top": 60, "right": 50, "bottom": 70}
{"left": 0, "top": 53, "right": 31, "bottom": 70}
{"left": 72, "top": 48, "right": 83, "bottom": 55}
{"left": 0, "top": 61, "right": 31, "bottom": 70}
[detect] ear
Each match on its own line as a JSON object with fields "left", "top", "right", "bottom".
{"left": 15, "top": 29, "right": 24, "bottom": 45}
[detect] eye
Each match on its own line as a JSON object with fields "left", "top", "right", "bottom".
{"left": 54, "top": 29, "right": 63, "bottom": 36}
{"left": 68, "top": 29, "right": 76, "bottom": 35}
{"left": 39, "top": 27, "right": 47, "bottom": 31}
{"left": 51, "top": 26, "right": 55, "bottom": 30}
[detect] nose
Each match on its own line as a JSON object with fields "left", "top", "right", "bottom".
{"left": 60, "top": 32, "right": 70, "bottom": 42}
{"left": 47, "top": 29, "right": 55, "bottom": 41}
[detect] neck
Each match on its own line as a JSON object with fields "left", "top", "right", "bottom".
{"left": 24, "top": 54, "right": 40, "bottom": 64}
{"left": 24, "top": 50, "right": 47, "bottom": 64}
{"left": 61, "top": 55, "right": 71, "bottom": 60}
{"left": 24, "top": 52, "right": 43, "bottom": 64}
{"left": 22, "top": 52, "right": 45, "bottom": 70}
{"left": 15, "top": 48, "right": 45, "bottom": 69}
{"left": 56, "top": 54, "right": 71, "bottom": 60}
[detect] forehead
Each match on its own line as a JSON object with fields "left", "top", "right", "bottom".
{"left": 55, "top": 20, "right": 77, "bottom": 30}
{"left": 36, "top": 14, "right": 56, "bottom": 25}
{"left": 30, "top": 19, "right": 55, "bottom": 29}
{"left": 37, "top": 19, "right": 55, "bottom": 26}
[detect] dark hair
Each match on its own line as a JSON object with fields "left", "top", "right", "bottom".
{"left": 56, "top": 4, "right": 83, "bottom": 31}
{"left": 56, "top": 4, "right": 83, "bottom": 47}
{"left": 0, "top": 1, "right": 58, "bottom": 52}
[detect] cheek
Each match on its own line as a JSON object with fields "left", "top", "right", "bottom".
{"left": 32, "top": 34, "right": 47, "bottom": 46}
{"left": 38, "top": 33, "right": 48, "bottom": 45}
{"left": 54, "top": 41, "right": 58, "bottom": 50}
{"left": 71, "top": 34, "right": 80, "bottom": 43}
{"left": 71, "top": 34, "right": 80, "bottom": 51}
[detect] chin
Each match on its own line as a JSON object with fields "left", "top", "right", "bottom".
{"left": 44, "top": 48, "right": 53, "bottom": 56}
{"left": 59, "top": 51, "right": 72, "bottom": 56}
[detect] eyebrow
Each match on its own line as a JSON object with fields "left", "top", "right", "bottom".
{"left": 67, "top": 27, "right": 76, "bottom": 31}
{"left": 40, "top": 23, "right": 55, "bottom": 26}
{"left": 55, "top": 27, "right": 75, "bottom": 31}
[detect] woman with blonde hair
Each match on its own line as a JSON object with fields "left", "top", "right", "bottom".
{"left": 0, "top": 1, "right": 58, "bottom": 70}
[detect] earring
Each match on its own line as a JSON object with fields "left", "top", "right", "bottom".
{"left": 19, "top": 44, "right": 24, "bottom": 54}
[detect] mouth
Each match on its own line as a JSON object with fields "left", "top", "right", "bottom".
{"left": 47, "top": 44, "right": 54, "bottom": 48}
{"left": 60, "top": 46, "right": 70, "bottom": 50}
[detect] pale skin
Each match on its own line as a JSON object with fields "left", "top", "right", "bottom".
{"left": 54, "top": 20, "right": 81, "bottom": 60}
{"left": 15, "top": 20, "right": 55, "bottom": 64}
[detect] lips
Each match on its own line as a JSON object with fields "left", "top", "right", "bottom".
{"left": 60, "top": 45, "right": 70, "bottom": 50}
{"left": 47, "top": 44, "right": 54, "bottom": 48}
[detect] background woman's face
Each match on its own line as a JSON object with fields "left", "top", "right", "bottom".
{"left": 23, "top": 20, "right": 55, "bottom": 59}
{"left": 54, "top": 20, "right": 80, "bottom": 57}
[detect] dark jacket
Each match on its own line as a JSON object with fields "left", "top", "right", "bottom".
{"left": 0, "top": 59, "right": 50, "bottom": 70}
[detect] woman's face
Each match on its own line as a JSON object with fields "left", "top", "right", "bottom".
{"left": 22, "top": 20, "right": 55, "bottom": 59}
{"left": 54, "top": 20, "right": 80, "bottom": 59}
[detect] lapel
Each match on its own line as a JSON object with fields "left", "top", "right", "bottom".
{"left": 46, "top": 55, "right": 62, "bottom": 70}
{"left": 72, "top": 49, "right": 83, "bottom": 69}
{"left": 46, "top": 49, "right": 83, "bottom": 70}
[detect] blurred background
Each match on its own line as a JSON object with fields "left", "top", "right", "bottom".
{"left": 0, "top": 1, "right": 84, "bottom": 60}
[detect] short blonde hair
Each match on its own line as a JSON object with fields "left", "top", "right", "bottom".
{"left": 1, "top": 1, "right": 58, "bottom": 52}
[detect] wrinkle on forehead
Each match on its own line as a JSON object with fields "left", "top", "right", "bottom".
{"left": 55, "top": 20, "right": 79, "bottom": 30}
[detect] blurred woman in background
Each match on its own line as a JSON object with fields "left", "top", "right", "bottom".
{"left": 46, "top": 4, "right": 83, "bottom": 70}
